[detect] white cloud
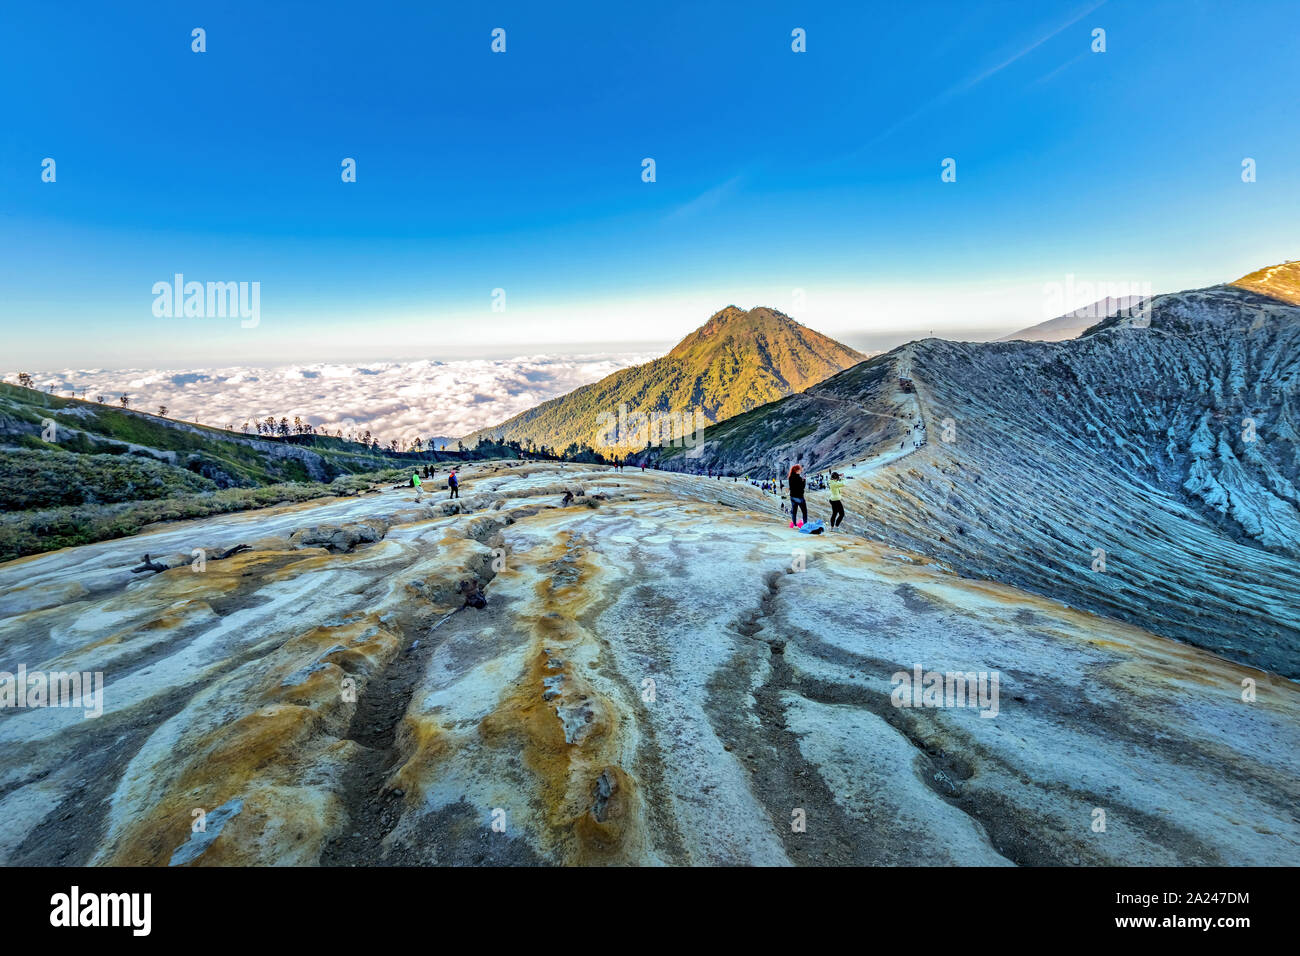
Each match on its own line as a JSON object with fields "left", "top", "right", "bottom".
{"left": 13, "top": 352, "right": 653, "bottom": 444}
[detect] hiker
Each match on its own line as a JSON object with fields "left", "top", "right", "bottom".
{"left": 828, "top": 471, "right": 846, "bottom": 529}
{"left": 787, "top": 464, "right": 807, "bottom": 529}
{"left": 411, "top": 471, "right": 424, "bottom": 501}
{"left": 448, "top": 468, "right": 460, "bottom": 499}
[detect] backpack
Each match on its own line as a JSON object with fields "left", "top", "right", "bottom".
{"left": 798, "top": 519, "right": 825, "bottom": 535}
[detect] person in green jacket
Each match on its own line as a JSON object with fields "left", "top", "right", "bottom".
{"left": 828, "top": 471, "right": 846, "bottom": 529}
{"left": 411, "top": 471, "right": 423, "bottom": 501}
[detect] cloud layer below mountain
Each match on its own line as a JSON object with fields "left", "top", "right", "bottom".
{"left": 12, "top": 353, "right": 655, "bottom": 444}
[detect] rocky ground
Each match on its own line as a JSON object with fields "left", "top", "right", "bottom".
{"left": 1, "top": 461, "right": 1295, "bottom": 866}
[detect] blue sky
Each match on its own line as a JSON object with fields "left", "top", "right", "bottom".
{"left": 2, "top": 0, "right": 1297, "bottom": 368}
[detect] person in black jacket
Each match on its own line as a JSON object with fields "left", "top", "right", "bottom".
{"left": 787, "top": 464, "right": 807, "bottom": 528}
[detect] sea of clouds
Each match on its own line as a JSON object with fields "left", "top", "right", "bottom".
{"left": 13, "top": 353, "right": 654, "bottom": 444}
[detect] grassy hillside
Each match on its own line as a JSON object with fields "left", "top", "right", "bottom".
{"left": 465, "top": 306, "right": 863, "bottom": 452}
{"left": 0, "top": 382, "right": 409, "bottom": 488}
{"left": 0, "top": 381, "right": 499, "bottom": 560}
{"left": 650, "top": 353, "right": 898, "bottom": 470}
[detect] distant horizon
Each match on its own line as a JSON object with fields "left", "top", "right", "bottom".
{"left": 5, "top": 320, "right": 1028, "bottom": 375}
{"left": 0, "top": 298, "right": 1184, "bottom": 442}
{"left": 7, "top": 256, "right": 1286, "bottom": 372}
{"left": 1, "top": 311, "right": 1027, "bottom": 442}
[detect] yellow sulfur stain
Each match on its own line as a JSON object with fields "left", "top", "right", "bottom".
{"left": 472, "top": 532, "right": 644, "bottom": 864}
{"left": 104, "top": 704, "right": 333, "bottom": 866}
{"left": 388, "top": 715, "right": 450, "bottom": 799}
{"left": 573, "top": 765, "right": 641, "bottom": 865}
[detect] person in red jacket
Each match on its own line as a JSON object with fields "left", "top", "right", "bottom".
{"left": 787, "top": 464, "right": 807, "bottom": 528}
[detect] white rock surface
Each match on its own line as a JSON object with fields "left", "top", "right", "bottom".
{"left": 0, "top": 461, "right": 1295, "bottom": 866}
